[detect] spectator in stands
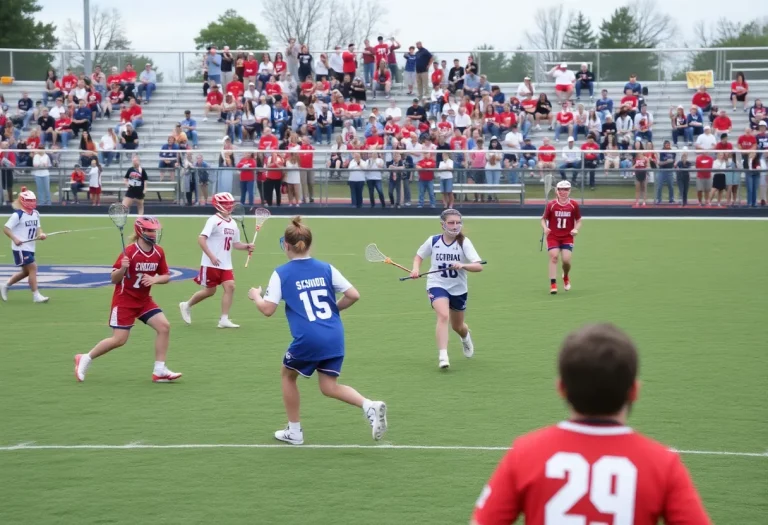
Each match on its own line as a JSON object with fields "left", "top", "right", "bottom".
{"left": 341, "top": 44, "right": 357, "bottom": 83}
{"left": 745, "top": 151, "right": 765, "bottom": 207}
{"left": 10, "top": 91, "right": 35, "bottom": 131}
{"left": 79, "top": 130, "right": 97, "bottom": 167}
{"left": 712, "top": 109, "right": 732, "bottom": 139}
{"left": 414, "top": 42, "right": 433, "bottom": 100}
{"left": 579, "top": 133, "right": 599, "bottom": 189}
{"left": 595, "top": 89, "right": 613, "bottom": 123}
{"left": 634, "top": 105, "right": 653, "bottom": 142}
{"left": 271, "top": 101, "right": 288, "bottom": 139}
{"left": 695, "top": 152, "right": 714, "bottom": 205}
{"left": 159, "top": 135, "right": 179, "bottom": 181}
{"left": 615, "top": 108, "right": 634, "bottom": 147}
{"left": 137, "top": 64, "right": 157, "bottom": 104}
{"left": 98, "top": 128, "right": 117, "bottom": 167}
{"left": 535, "top": 93, "right": 553, "bottom": 131}
{"left": 573, "top": 103, "right": 588, "bottom": 140}
{"left": 675, "top": 149, "right": 691, "bottom": 206}
{"left": 362, "top": 39, "right": 376, "bottom": 87}
{"left": 203, "top": 84, "right": 223, "bottom": 121}
{"left": 686, "top": 105, "right": 704, "bottom": 141}
{"left": 328, "top": 46, "right": 343, "bottom": 81}
{"left": 71, "top": 99, "right": 92, "bottom": 136}
{"left": 586, "top": 108, "right": 602, "bottom": 138}
{"left": 549, "top": 63, "right": 575, "bottom": 102}
{"left": 372, "top": 61, "right": 392, "bottom": 100}
{"left": 49, "top": 98, "right": 66, "bottom": 121}
{"left": 516, "top": 76, "right": 534, "bottom": 100}
{"left": 709, "top": 151, "right": 731, "bottom": 206}
{"left": 103, "top": 82, "right": 123, "bottom": 119}
{"left": 70, "top": 163, "right": 87, "bottom": 203}
{"left": 37, "top": 107, "right": 55, "bottom": 147}
{"left": 0, "top": 141, "right": 15, "bottom": 205}
{"left": 119, "top": 122, "right": 139, "bottom": 160}
{"left": 554, "top": 102, "right": 574, "bottom": 143}
{"left": 225, "top": 102, "right": 243, "bottom": 144}
{"left": 695, "top": 125, "right": 716, "bottom": 151}
{"left": 692, "top": 86, "right": 712, "bottom": 120}
{"left": 297, "top": 45, "right": 313, "bottom": 84}
{"left": 604, "top": 140, "right": 620, "bottom": 178}
{"left": 656, "top": 140, "right": 676, "bottom": 204}
{"left": 43, "top": 69, "right": 62, "bottom": 106}
{"left": 447, "top": 58, "right": 464, "bottom": 92}
{"left": 730, "top": 72, "right": 749, "bottom": 112}
{"left": 749, "top": 99, "right": 766, "bottom": 130}
{"left": 91, "top": 65, "right": 106, "bottom": 98}
{"left": 669, "top": 106, "right": 690, "bottom": 146}
{"left": 54, "top": 109, "right": 73, "bottom": 149}
{"left": 559, "top": 136, "right": 580, "bottom": 180}
{"left": 192, "top": 154, "right": 210, "bottom": 206}
{"left": 60, "top": 68, "right": 78, "bottom": 98}
{"left": 220, "top": 46, "right": 234, "bottom": 87}
{"left": 575, "top": 63, "right": 594, "bottom": 101}
{"left": 121, "top": 63, "right": 138, "bottom": 101}
{"left": 107, "top": 67, "right": 122, "bottom": 90}
{"left": 178, "top": 110, "right": 198, "bottom": 148}
{"left": 624, "top": 74, "right": 641, "bottom": 96}
{"left": 206, "top": 46, "right": 222, "bottom": 86}
{"left": 236, "top": 151, "right": 257, "bottom": 206}
{"left": 32, "top": 149, "right": 52, "bottom": 205}
{"left": 633, "top": 144, "right": 650, "bottom": 206}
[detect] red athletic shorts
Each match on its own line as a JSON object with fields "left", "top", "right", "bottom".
{"left": 89, "top": 187, "right": 102, "bottom": 195}
{"left": 555, "top": 84, "right": 573, "bottom": 92}
{"left": 547, "top": 235, "right": 574, "bottom": 250}
{"left": 194, "top": 266, "right": 235, "bottom": 288}
{"left": 109, "top": 299, "right": 162, "bottom": 329}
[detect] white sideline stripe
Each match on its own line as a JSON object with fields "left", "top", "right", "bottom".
{"left": 0, "top": 443, "right": 766, "bottom": 457}
{"left": 34, "top": 214, "right": 768, "bottom": 221}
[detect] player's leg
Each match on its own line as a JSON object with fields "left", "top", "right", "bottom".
{"left": 218, "top": 279, "right": 239, "bottom": 328}
{"left": 561, "top": 247, "right": 573, "bottom": 291}
{"left": 75, "top": 328, "right": 131, "bottom": 381}
{"left": 275, "top": 365, "right": 304, "bottom": 445}
{"left": 121, "top": 196, "right": 133, "bottom": 213}
{"left": 180, "top": 268, "right": 218, "bottom": 324}
{"left": 449, "top": 306, "right": 474, "bottom": 358}
{"left": 548, "top": 247, "right": 561, "bottom": 294}
{"left": 145, "top": 311, "right": 181, "bottom": 382}
{"left": 25, "top": 262, "right": 49, "bottom": 302}
{"left": 317, "top": 366, "right": 387, "bottom": 441}
{"left": 432, "top": 295, "right": 451, "bottom": 369}
{"left": 136, "top": 198, "right": 145, "bottom": 216}
{"left": 1, "top": 262, "right": 29, "bottom": 301}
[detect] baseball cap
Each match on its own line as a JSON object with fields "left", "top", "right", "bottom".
{"left": 221, "top": 136, "right": 230, "bottom": 142}
{"left": 704, "top": 125, "right": 711, "bottom": 130}
{"left": 490, "top": 135, "right": 498, "bottom": 141}
{"left": 184, "top": 110, "right": 191, "bottom": 114}
{"left": 560, "top": 62, "right": 567, "bottom": 68}
{"left": 524, "top": 76, "right": 531, "bottom": 80}
{"left": 760, "top": 120, "right": 767, "bottom": 127}
{"left": 567, "top": 136, "right": 574, "bottom": 142}
{"left": 413, "top": 98, "right": 419, "bottom": 103}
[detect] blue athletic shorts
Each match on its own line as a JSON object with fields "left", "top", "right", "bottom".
{"left": 283, "top": 352, "right": 344, "bottom": 378}
{"left": 428, "top": 287, "right": 468, "bottom": 312}
{"left": 12, "top": 250, "right": 35, "bottom": 267}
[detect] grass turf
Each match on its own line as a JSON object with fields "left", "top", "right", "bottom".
{"left": 0, "top": 216, "right": 766, "bottom": 524}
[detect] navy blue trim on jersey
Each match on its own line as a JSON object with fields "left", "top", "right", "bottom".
{"left": 427, "top": 287, "right": 467, "bottom": 311}
{"left": 548, "top": 243, "right": 574, "bottom": 251}
{"left": 431, "top": 234, "right": 441, "bottom": 247}
{"left": 13, "top": 209, "right": 23, "bottom": 219}
{"left": 12, "top": 250, "right": 35, "bottom": 267}
{"left": 283, "top": 353, "right": 344, "bottom": 377}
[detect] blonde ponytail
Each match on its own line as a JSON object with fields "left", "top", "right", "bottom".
{"left": 284, "top": 215, "right": 313, "bottom": 253}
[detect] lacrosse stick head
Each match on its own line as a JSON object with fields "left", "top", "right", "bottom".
{"left": 543, "top": 173, "right": 554, "bottom": 200}
{"left": 365, "top": 243, "right": 387, "bottom": 263}
{"left": 231, "top": 202, "right": 245, "bottom": 222}
{"left": 108, "top": 203, "right": 129, "bottom": 229}
{"left": 254, "top": 208, "right": 271, "bottom": 230}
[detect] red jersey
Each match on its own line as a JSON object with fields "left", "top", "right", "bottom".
{"left": 71, "top": 170, "right": 86, "bottom": 184}
{"left": 712, "top": 116, "right": 731, "bottom": 132}
{"left": 620, "top": 95, "right": 638, "bottom": 110}
{"left": 299, "top": 143, "right": 314, "bottom": 168}
{"left": 695, "top": 155, "right": 713, "bottom": 178}
{"left": 634, "top": 156, "right": 649, "bottom": 169}
{"left": 556, "top": 111, "right": 573, "bottom": 125}
{"left": 365, "top": 135, "right": 384, "bottom": 148}
{"left": 236, "top": 157, "right": 257, "bottom": 182}
{"left": 543, "top": 199, "right": 581, "bottom": 239}
{"left": 692, "top": 92, "right": 711, "bottom": 109}
{"left": 581, "top": 142, "right": 599, "bottom": 160}
{"left": 55, "top": 117, "right": 72, "bottom": 132}
{"left": 450, "top": 136, "right": 467, "bottom": 151}
{"left": 431, "top": 69, "right": 444, "bottom": 86}
{"left": 385, "top": 122, "right": 402, "bottom": 136}
{"left": 417, "top": 158, "right": 436, "bottom": 181}
{"left": 272, "top": 60, "right": 286, "bottom": 77}
{"left": 108, "top": 90, "right": 124, "bottom": 105}
{"left": 737, "top": 134, "right": 757, "bottom": 151}
{"left": 331, "top": 102, "right": 347, "bottom": 117}
{"left": 61, "top": 74, "right": 78, "bottom": 91}
{"left": 342, "top": 51, "right": 357, "bottom": 73}
{"left": 265, "top": 154, "right": 284, "bottom": 180}
{"left": 265, "top": 82, "right": 282, "bottom": 96}
{"left": 472, "top": 421, "right": 711, "bottom": 525}
{"left": 538, "top": 144, "right": 556, "bottom": 163}
{"left": 374, "top": 44, "right": 390, "bottom": 64}
{"left": 112, "top": 243, "right": 169, "bottom": 308}
{"left": 496, "top": 112, "right": 516, "bottom": 129}
{"left": 129, "top": 105, "right": 143, "bottom": 119}
{"left": 226, "top": 81, "right": 244, "bottom": 99}
{"left": 121, "top": 69, "right": 137, "bottom": 83}
{"left": 206, "top": 91, "right": 223, "bottom": 105}
{"left": 26, "top": 137, "right": 40, "bottom": 150}
{"left": 107, "top": 74, "right": 123, "bottom": 87}
{"left": 258, "top": 134, "right": 279, "bottom": 151}
{"left": 731, "top": 80, "right": 748, "bottom": 94}
{"left": 715, "top": 141, "right": 733, "bottom": 152}
{"left": 521, "top": 99, "right": 537, "bottom": 113}
{"left": 243, "top": 60, "right": 259, "bottom": 77}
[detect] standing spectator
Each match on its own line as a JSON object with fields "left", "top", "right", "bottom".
{"left": 362, "top": 40, "right": 376, "bottom": 87}
{"left": 342, "top": 44, "right": 357, "bottom": 81}
{"left": 559, "top": 137, "right": 580, "bottom": 180}
{"left": 402, "top": 47, "right": 417, "bottom": 95}
{"left": 437, "top": 153, "right": 454, "bottom": 209}
{"left": 365, "top": 151, "right": 386, "bottom": 208}
{"left": 88, "top": 159, "right": 102, "bottom": 206}
{"left": 98, "top": 128, "right": 117, "bottom": 167}
{"left": 692, "top": 86, "right": 712, "bottom": 119}
{"left": 286, "top": 38, "right": 301, "bottom": 80}
{"left": 676, "top": 149, "right": 692, "bottom": 206}
{"left": 695, "top": 152, "right": 714, "bottom": 205}
{"left": 298, "top": 136, "right": 315, "bottom": 203}
{"left": 328, "top": 46, "right": 344, "bottom": 81}
{"left": 595, "top": 89, "right": 613, "bottom": 122}
{"left": 242, "top": 53, "right": 259, "bottom": 89}
{"left": 710, "top": 152, "right": 729, "bottom": 206}
{"left": 219, "top": 46, "right": 234, "bottom": 86}
{"left": 416, "top": 152, "right": 436, "bottom": 208}
{"left": 387, "top": 151, "right": 405, "bottom": 207}
{"left": 695, "top": 125, "right": 717, "bottom": 151}
{"left": 137, "top": 64, "right": 157, "bottom": 104}
{"left": 32, "top": 149, "right": 52, "bottom": 205}
{"left": 579, "top": 133, "right": 599, "bottom": 189}
{"left": 414, "top": 42, "right": 433, "bottom": 100}
{"left": 0, "top": 141, "right": 16, "bottom": 205}
{"left": 347, "top": 151, "right": 366, "bottom": 208}
{"left": 745, "top": 152, "right": 765, "bottom": 207}
{"left": 237, "top": 152, "right": 257, "bottom": 206}
{"left": 447, "top": 58, "right": 464, "bottom": 92}
{"left": 386, "top": 40, "right": 402, "bottom": 85}
{"left": 206, "top": 46, "right": 222, "bottom": 86}
{"left": 297, "top": 45, "right": 313, "bottom": 84}
{"left": 191, "top": 155, "right": 210, "bottom": 206}
{"left": 633, "top": 147, "right": 649, "bottom": 206}
{"left": 624, "top": 73, "right": 642, "bottom": 95}
{"left": 549, "top": 63, "right": 575, "bottom": 102}
{"left": 575, "top": 63, "right": 594, "bottom": 100}
{"left": 656, "top": 140, "right": 676, "bottom": 204}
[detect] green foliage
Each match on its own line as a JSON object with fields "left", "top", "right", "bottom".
{"left": 683, "top": 21, "right": 768, "bottom": 81}
{"left": 473, "top": 44, "right": 533, "bottom": 83}
{"left": 563, "top": 11, "right": 596, "bottom": 49}
{"left": 0, "top": 0, "right": 58, "bottom": 81}
{"left": 598, "top": 7, "right": 658, "bottom": 81}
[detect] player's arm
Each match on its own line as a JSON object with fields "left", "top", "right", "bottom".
{"left": 470, "top": 448, "right": 521, "bottom": 525}
{"left": 541, "top": 204, "right": 551, "bottom": 235}
{"left": 249, "top": 271, "right": 281, "bottom": 317}
{"left": 410, "top": 255, "right": 423, "bottom": 279}
{"left": 572, "top": 203, "right": 582, "bottom": 235}
{"left": 662, "top": 454, "right": 713, "bottom": 525}
{"left": 142, "top": 273, "right": 171, "bottom": 286}
{"left": 197, "top": 234, "right": 220, "bottom": 266}
{"left": 233, "top": 241, "right": 254, "bottom": 251}
{"left": 412, "top": 238, "right": 433, "bottom": 278}
{"left": 452, "top": 239, "right": 483, "bottom": 272}
{"left": 111, "top": 255, "right": 130, "bottom": 284}
{"left": 3, "top": 216, "right": 22, "bottom": 246}
{"left": 331, "top": 266, "right": 358, "bottom": 311}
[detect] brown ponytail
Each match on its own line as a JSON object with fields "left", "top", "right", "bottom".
{"left": 284, "top": 215, "right": 313, "bottom": 253}
{"left": 456, "top": 232, "right": 465, "bottom": 247}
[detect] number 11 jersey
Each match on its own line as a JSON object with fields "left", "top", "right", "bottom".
{"left": 264, "top": 257, "right": 352, "bottom": 361}
{"left": 417, "top": 235, "right": 482, "bottom": 296}
{"left": 112, "top": 243, "right": 169, "bottom": 307}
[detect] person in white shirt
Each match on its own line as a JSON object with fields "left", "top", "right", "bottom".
{"left": 347, "top": 152, "right": 367, "bottom": 208}
{"left": 438, "top": 157, "right": 454, "bottom": 209}
{"left": 517, "top": 77, "right": 535, "bottom": 99}
{"left": 137, "top": 64, "right": 157, "bottom": 103}
{"left": 454, "top": 107, "right": 471, "bottom": 131}
{"left": 385, "top": 100, "right": 402, "bottom": 123}
{"left": 549, "top": 63, "right": 575, "bottom": 102}
{"left": 366, "top": 152, "right": 386, "bottom": 208}
{"left": 633, "top": 106, "right": 654, "bottom": 142}
{"left": 31, "top": 150, "right": 52, "bottom": 206}
{"left": 560, "top": 137, "right": 580, "bottom": 180}
{"left": 178, "top": 192, "right": 254, "bottom": 329}
{"left": 616, "top": 111, "right": 634, "bottom": 147}
{"left": 695, "top": 126, "right": 717, "bottom": 151}
{"left": 243, "top": 83, "right": 260, "bottom": 102}
{"left": 99, "top": 129, "right": 117, "bottom": 167}
{"left": 1, "top": 187, "right": 49, "bottom": 303}
{"left": 49, "top": 100, "right": 66, "bottom": 120}
{"left": 328, "top": 46, "right": 344, "bottom": 80}
{"left": 88, "top": 159, "right": 102, "bottom": 206}
{"left": 709, "top": 152, "right": 730, "bottom": 206}
{"left": 405, "top": 133, "right": 423, "bottom": 164}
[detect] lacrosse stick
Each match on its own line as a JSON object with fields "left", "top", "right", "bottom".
{"left": 20, "top": 227, "right": 113, "bottom": 244}
{"left": 245, "top": 207, "right": 271, "bottom": 268}
{"left": 108, "top": 203, "right": 130, "bottom": 277}
{"left": 399, "top": 261, "right": 487, "bottom": 281}
{"left": 231, "top": 202, "right": 251, "bottom": 245}
{"left": 540, "top": 173, "right": 554, "bottom": 252}
{"left": 365, "top": 243, "right": 410, "bottom": 273}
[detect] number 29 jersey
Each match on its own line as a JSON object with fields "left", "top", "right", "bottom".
{"left": 472, "top": 421, "right": 711, "bottom": 525}
{"left": 264, "top": 257, "right": 353, "bottom": 361}
{"left": 416, "top": 235, "right": 482, "bottom": 296}
{"left": 112, "top": 243, "right": 169, "bottom": 308}
{"left": 200, "top": 214, "right": 240, "bottom": 270}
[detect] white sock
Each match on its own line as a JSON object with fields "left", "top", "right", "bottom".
{"left": 362, "top": 399, "right": 373, "bottom": 413}
{"left": 439, "top": 349, "right": 448, "bottom": 359}
{"left": 79, "top": 354, "right": 92, "bottom": 371}
{"left": 154, "top": 361, "right": 165, "bottom": 373}
{"left": 461, "top": 332, "right": 470, "bottom": 342}
{"left": 288, "top": 421, "right": 302, "bottom": 433}
{"left": 220, "top": 315, "right": 228, "bottom": 321}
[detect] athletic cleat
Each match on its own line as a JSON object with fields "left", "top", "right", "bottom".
{"left": 217, "top": 318, "right": 240, "bottom": 329}
{"left": 179, "top": 302, "right": 192, "bottom": 324}
{"left": 152, "top": 369, "right": 182, "bottom": 382}
{"left": 550, "top": 282, "right": 558, "bottom": 295}
{"left": 365, "top": 401, "right": 388, "bottom": 441}
{"left": 74, "top": 354, "right": 85, "bottom": 382}
{"left": 438, "top": 355, "right": 450, "bottom": 369}
{"left": 274, "top": 426, "right": 304, "bottom": 445}
{"left": 461, "top": 331, "right": 474, "bottom": 358}
{"left": 33, "top": 294, "right": 49, "bottom": 303}
{"left": 563, "top": 275, "right": 571, "bottom": 291}
{"left": 0, "top": 283, "right": 7, "bottom": 302}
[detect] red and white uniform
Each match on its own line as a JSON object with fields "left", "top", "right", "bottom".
{"left": 110, "top": 243, "right": 169, "bottom": 329}
{"left": 472, "top": 421, "right": 711, "bottom": 525}
{"left": 194, "top": 214, "right": 241, "bottom": 287}
{"left": 543, "top": 198, "right": 581, "bottom": 250}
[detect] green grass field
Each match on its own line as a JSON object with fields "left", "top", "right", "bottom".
{"left": 1, "top": 215, "right": 766, "bottom": 524}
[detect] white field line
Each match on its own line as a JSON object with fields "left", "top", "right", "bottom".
{"left": 0, "top": 442, "right": 766, "bottom": 457}
{"left": 38, "top": 214, "right": 768, "bottom": 221}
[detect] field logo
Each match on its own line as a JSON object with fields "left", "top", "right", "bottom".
{"left": 0, "top": 265, "right": 198, "bottom": 289}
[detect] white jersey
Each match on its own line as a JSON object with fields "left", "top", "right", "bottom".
{"left": 416, "top": 234, "right": 481, "bottom": 296}
{"left": 5, "top": 210, "right": 41, "bottom": 252}
{"left": 199, "top": 214, "right": 240, "bottom": 270}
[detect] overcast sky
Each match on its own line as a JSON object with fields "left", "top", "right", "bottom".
{"left": 35, "top": 0, "right": 756, "bottom": 80}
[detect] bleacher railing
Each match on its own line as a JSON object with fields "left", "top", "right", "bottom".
{"left": 2, "top": 47, "right": 768, "bottom": 85}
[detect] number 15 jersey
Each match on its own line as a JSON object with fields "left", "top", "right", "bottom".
{"left": 112, "top": 243, "right": 169, "bottom": 307}
{"left": 264, "top": 257, "right": 352, "bottom": 361}
{"left": 472, "top": 421, "right": 711, "bottom": 525}
{"left": 416, "top": 235, "right": 482, "bottom": 296}
{"left": 200, "top": 214, "right": 240, "bottom": 270}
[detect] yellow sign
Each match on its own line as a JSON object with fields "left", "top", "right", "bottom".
{"left": 686, "top": 70, "right": 714, "bottom": 89}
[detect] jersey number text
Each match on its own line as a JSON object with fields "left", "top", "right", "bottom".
{"left": 556, "top": 217, "right": 568, "bottom": 229}
{"left": 438, "top": 263, "right": 459, "bottom": 278}
{"left": 224, "top": 237, "right": 232, "bottom": 251}
{"left": 299, "top": 289, "right": 332, "bottom": 322}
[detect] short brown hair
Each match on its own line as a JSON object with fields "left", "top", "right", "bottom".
{"left": 558, "top": 323, "right": 638, "bottom": 416}
{"left": 284, "top": 216, "right": 312, "bottom": 253}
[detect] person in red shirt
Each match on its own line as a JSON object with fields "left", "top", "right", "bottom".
{"left": 416, "top": 153, "right": 437, "bottom": 207}
{"left": 537, "top": 137, "right": 557, "bottom": 175}
{"left": 365, "top": 126, "right": 385, "bottom": 149}
{"left": 554, "top": 103, "right": 574, "bottom": 142}
{"left": 342, "top": 44, "right": 357, "bottom": 77}
{"left": 262, "top": 150, "right": 285, "bottom": 206}
{"left": 264, "top": 76, "right": 282, "bottom": 97}
{"left": 712, "top": 109, "right": 732, "bottom": 139}
{"left": 373, "top": 61, "right": 392, "bottom": 99}
{"left": 204, "top": 85, "right": 224, "bottom": 120}
{"left": 692, "top": 86, "right": 712, "bottom": 118}
{"left": 106, "top": 67, "right": 123, "bottom": 88}
{"left": 431, "top": 62, "right": 444, "bottom": 88}
{"left": 540, "top": 180, "right": 582, "bottom": 294}
{"left": 620, "top": 88, "right": 638, "bottom": 118}
{"left": 54, "top": 111, "right": 74, "bottom": 149}
{"left": 730, "top": 71, "right": 749, "bottom": 111}
{"left": 737, "top": 126, "right": 757, "bottom": 173}
{"left": 127, "top": 97, "right": 144, "bottom": 128}
{"left": 258, "top": 126, "right": 279, "bottom": 150}
{"left": 236, "top": 152, "right": 257, "bottom": 206}
{"left": 61, "top": 68, "right": 78, "bottom": 95}
{"left": 121, "top": 63, "right": 138, "bottom": 99}
{"left": 580, "top": 133, "right": 600, "bottom": 189}
{"left": 226, "top": 75, "right": 245, "bottom": 101}
{"left": 373, "top": 36, "right": 390, "bottom": 67}
{"left": 74, "top": 217, "right": 183, "bottom": 383}
{"left": 242, "top": 53, "right": 259, "bottom": 88}
{"left": 695, "top": 153, "right": 714, "bottom": 206}
{"left": 298, "top": 136, "right": 315, "bottom": 203}
{"left": 471, "top": 323, "right": 712, "bottom": 525}
{"left": 69, "top": 164, "right": 87, "bottom": 203}
{"left": 272, "top": 53, "right": 287, "bottom": 78}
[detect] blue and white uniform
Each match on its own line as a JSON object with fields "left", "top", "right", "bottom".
{"left": 264, "top": 257, "right": 353, "bottom": 377}
{"left": 417, "top": 234, "right": 481, "bottom": 311}
{"left": 5, "top": 209, "right": 41, "bottom": 267}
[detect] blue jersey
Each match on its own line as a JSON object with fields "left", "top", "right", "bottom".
{"left": 264, "top": 257, "right": 353, "bottom": 361}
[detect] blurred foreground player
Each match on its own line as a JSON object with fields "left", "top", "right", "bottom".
{"left": 541, "top": 180, "right": 581, "bottom": 294}
{"left": 471, "top": 323, "right": 711, "bottom": 525}
{"left": 75, "top": 217, "right": 182, "bottom": 383}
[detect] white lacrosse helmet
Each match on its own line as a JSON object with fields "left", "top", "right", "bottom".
{"left": 440, "top": 208, "right": 463, "bottom": 236}
{"left": 556, "top": 180, "right": 571, "bottom": 200}
{"left": 212, "top": 192, "right": 235, "bottom": 215}
{"left": 18, "top": 186, "right": 37, "bottom": 213}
